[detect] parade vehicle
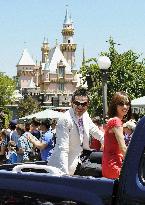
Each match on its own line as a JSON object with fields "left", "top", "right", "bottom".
{"left": 1, "top": 116, "right": 145, "bottom": 205}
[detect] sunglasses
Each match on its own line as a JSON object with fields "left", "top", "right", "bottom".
{"left": 73, "top": 101, "right": 88, "bottom": 107}
{"left": 118, "top": 101, "right": 130, "bottom": 106}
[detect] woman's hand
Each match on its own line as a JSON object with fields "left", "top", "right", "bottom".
{"left": 26, "top": 134, "right": 32, "bottom": 142}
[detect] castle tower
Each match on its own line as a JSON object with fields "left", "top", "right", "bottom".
{"left": 41, "top": 38, "right": 49, "bottom": 63}
{"left": 60, "top": 8, "right": 77, "bottom": 72}
{"left": 16, "top": 49, "right": 36, "bottom": 89}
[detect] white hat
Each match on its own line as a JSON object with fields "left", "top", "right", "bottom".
{"left": 123, "top": 120, "right": 136, "bottom": 131}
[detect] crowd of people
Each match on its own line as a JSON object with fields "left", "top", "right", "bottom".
{"left": 0, "top": 87, "right": 139, "bottom": 179}
{"left": 0, "top": 118, "right": 57, "bottom": 165}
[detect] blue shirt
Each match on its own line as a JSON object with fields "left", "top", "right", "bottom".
{"left": 6, "top": 151, "right": 17, "bottom": 164}
{"left": 40, "top": 130, "right": 54, "bottom": 161}
{"left": 10, "top": 130, "right": 19, "bottom": 145}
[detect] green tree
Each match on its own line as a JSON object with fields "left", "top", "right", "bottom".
{"left": 18, "top": 95, "right": 41, "bottom": 118}
{"left": 0, "top": 73, "right": 16, "bottom": 106}
{"left": 0, "top": 73, "right": 16, "bottom": 127}
{"left": 81, "top": 37, "right": 145, "bottom": 117}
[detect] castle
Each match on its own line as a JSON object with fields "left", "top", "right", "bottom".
{"left": 16, "top": 8, "right": 83, "bottom": 109}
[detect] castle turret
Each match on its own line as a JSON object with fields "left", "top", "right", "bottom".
{"left": 60, "top": 7, "right": 77, "bottom": 71}
{"left": 16, "top": 49, "right": 36, "bottom": 89}
{"left": 41, "top": 38, "right": 49, "bottom": 63}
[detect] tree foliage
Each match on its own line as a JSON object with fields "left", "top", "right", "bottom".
{"left": 80, "top": 37, "right": 145, "bottom": 117}
{"left": 0, "top": 73, "right": 16, "bottom": 107}
{"left": 18, "top": 95, "right": 41, "bottom": 118}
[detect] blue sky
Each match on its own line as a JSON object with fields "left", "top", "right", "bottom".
{"left": 0, "top": 0, "right": 145, "bottom": 77}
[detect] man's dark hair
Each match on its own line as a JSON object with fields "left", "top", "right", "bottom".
{"left": 9, "top": 119, "right": 18, "bottom": 130}
{"left": 31, "top": 118, "right": 40, "bottom": 127}
{"left": 71, "top": 87, "right": 89, "bottom": 102}
{"left": 41, "top": 119, "right": 51, "bottom": 130}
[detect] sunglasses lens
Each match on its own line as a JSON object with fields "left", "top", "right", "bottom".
{"left": 118, "top": 102, "right": 124, "bottom": 106}
{"left": 82, "top": 102, "right": 88, "bottom": 107}
{"left": 118, "top": 101, "right": 130, "bottom": 106}
{"left": 74, "top": 101, "right": 80, "bottom": 106}
{"left": 73, "top": 101, "right": 88, "bottom": 107}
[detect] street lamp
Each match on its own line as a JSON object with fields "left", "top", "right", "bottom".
{"left": 98, "top": 56, "right": 111, "bottom": 122}
{"left": 86, "top": 72, "right": 93, "bottom": 90}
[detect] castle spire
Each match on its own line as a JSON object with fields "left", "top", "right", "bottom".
{"left": 41, "top": 37, "right": 49, "bottom": 63}
{"left": 60, "top": 7, "right": 77, "bottom": 71}
{"left": 64, "top": 5, "right": 71, "bottom": 24}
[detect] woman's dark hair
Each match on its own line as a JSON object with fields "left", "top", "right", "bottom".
{"left": 108, "top": 91, "right": 132, "bottom": 121}
{"left": 25, "top": 123, "right": 30, "bottom": 132}
{"left": 71, "top": 87, "right": 90, "bottom": 102}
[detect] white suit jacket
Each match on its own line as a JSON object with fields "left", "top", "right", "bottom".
{"left": 48, "top": 108, "right": 104, "bottom": 175}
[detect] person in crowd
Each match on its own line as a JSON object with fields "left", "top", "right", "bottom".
{"left": 6, "top": 141, "right": 17, "bottom": 164}
{"left": 16, "top": 124, "right": 33, "bottom": 163}
{"left": 30, "top": 118, "right": 41, "bottom": 139}
{"left": 51, "top": 119, "right": 57, "bottom": 134}
{"left": 0, "top": 130, "right": 7, "bottom": 164}
{"left": 27, "top": 119, "right": 54, "bottom": 161}
{"left": 47, "top": 87, "right": 104, "bottom": 175}
{"left": 23, "top": 122, "right": 35, "bottom": 161}
{"left": 102, "top": 91, "right": 132, "bottom": 179}
{"left": 8, "top": 120, "right": 19, "bottom": 145}
{"left": 90, "top": 116, "right": 104, "bottom": 151}
{"left": 30, "top": 118, "right": 41, "bottom": 160}
{"left": 50, "top": 119, "right": 57, "bottom": 146}
{"left": 123, "top": 119, "right": 136, "bottom": 146}
{"left": 132, "top": 113, "right": 140, "bottom": 122}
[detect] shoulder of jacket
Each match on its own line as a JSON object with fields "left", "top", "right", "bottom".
{"left": 83, "top": 111, "right": 92, "bottom": 122}
{"left": 57, "top": 110, "right": 73, "bottom": 128}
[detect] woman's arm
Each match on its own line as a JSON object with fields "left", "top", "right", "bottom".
{"left": 28, "top": 136, "right": 47, "bottom": 150}
{"left": 112, "top": 126, "right": 127, "bottom": 156}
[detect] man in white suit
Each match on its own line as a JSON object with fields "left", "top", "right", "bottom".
{"left": 48, "top": 87, "right": 104, "bottom": 175}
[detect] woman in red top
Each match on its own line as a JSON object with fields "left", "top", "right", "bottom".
{"left": 102, "top": 91, "right": 132, "bottom": 179}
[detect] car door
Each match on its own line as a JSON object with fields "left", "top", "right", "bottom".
{"left": 115, "top": 116, "right": 145, "bottom": 205}
{"left": 0, "top": 168, "right": 115, "bottom": 205}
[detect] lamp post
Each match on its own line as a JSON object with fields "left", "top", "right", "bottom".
{"left": 98, "top": 56, "right": 111, "bottom": 122}
{"left": 86, "top": 72, "right": 93, "bottom": 90}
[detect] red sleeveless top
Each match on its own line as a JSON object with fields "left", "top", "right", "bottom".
{"left": 102, "top": 117, "right": 123, "bottom": 179}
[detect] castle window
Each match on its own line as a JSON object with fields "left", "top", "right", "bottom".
{"left": 59, "top": 83, "right": 64, "bottom": 91}
{"left": 68, "top": 40, "right": 70, "bottom": 43}
{"left": 59, "top": 67, "right": 65, "bottom": 77}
